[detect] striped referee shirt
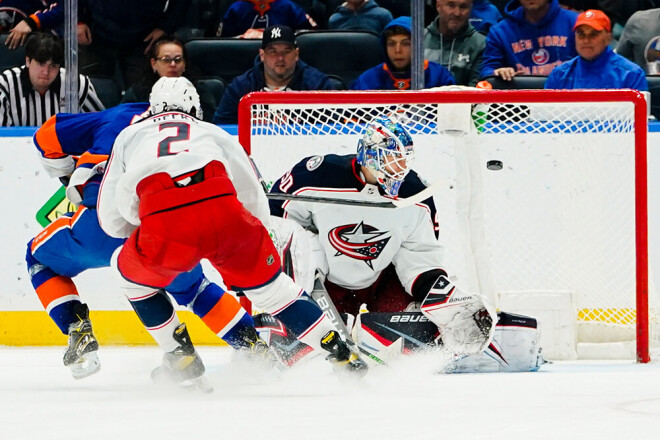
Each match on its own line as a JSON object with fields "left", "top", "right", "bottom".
{"left": 0, "top": 66, "right": 104, "bottom": 127}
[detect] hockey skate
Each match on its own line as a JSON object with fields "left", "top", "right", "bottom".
{"left": 320, "top": 330, "right": 368, "bottom": 377}
{"left": 235, "top": 326, "right": 281, "bottom": 370}
{"left": 253, "top": 313, "right": 317, "bottom": 367}
{"left": 63, "top": 303, "right": 101, "bottom": 380}
{"left": 150, "top": 323, "right": 213, "bottom": 393}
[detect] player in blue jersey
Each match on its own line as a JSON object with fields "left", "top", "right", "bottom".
{"left": 28, "top": 103, "right": 273, "bottom": 383}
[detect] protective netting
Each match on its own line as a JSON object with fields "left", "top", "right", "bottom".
{"left": 241, "top": 90, "right": 653, "bottom": 360}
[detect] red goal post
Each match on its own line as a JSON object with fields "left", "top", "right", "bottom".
{"left": 237, "top": 89, "right": 651, "bottom": 362}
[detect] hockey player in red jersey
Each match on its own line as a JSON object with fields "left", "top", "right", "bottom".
{"left": 29, "top": 103, "right": 275, "bottom": 384}
{"left": 97, "top": 77, "right": 368, "bottom": 383}
{"left": 267, "top": 116, "right": 545, "bottom": 372}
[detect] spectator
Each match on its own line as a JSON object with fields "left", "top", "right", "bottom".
{"left": 545, "top": 9, "right": 648, "bottom": 90}
{"left": 598, "top": 1, "right": 654, "bottom": 34}
{"left": 3, "top": 1, "right": 62, "bottom": 49}
{"left": 120, "top": 35, "right": 217, "bottom": 121}
{"left": 649, "top": 37, "right": 660, "bottom": 75}
{"left": 352, "top": 16, "right": 455, "bottom": 90}
{"left": 328, "top": 0, "right": 393, "bottom": 34}
{"left": 480, "top": 0, "right": 578, "bottom": 81}
{"left": 470, "top": 0, "right": 502, "bottom": 34}
{"left": 77, "top": 0, "right": 187, "bottom": 90}
{"left": 0, "top": 32, "right": 104, "bottom": 127}
{"left": 212, "top": 25, "right": 340, "bottom": 125}
{"left": 616, "top": 8, "right": 660, "bottom": 74}
{"left": 293, "top": 0, "right": 327, "bottom": 28}
{"left": 424, "top": 0, "right": 486, "bottom": 86}
{"left": 217, "top": 0, "right": 317, "bottom": 38}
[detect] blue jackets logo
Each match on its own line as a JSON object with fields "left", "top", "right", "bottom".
{"left": 327, "top": 222, "right": 390, "bottom": 269}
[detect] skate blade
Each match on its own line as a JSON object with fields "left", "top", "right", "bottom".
{"left": 184, "top": 376, "right": 214, "bottom": 394}
{"left": 151, "top": 367, "right": 214, "bottom": 393}
{"left": 69, "top": 352, "right": 101, "bottom": 380}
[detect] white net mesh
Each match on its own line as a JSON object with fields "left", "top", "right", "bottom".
{"left": 241, "top": 90, "right": 653, "bottom": 360}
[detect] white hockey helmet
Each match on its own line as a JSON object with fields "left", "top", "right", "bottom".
{"left": 357, "top": 116, "right": 414, "bottom": 197}
{"left": 149, "top": 77, "right": 202, "bottom": 119}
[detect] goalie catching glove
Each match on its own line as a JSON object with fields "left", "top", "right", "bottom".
{"left": 420, "top": 273, "right": 496, "bottom": 356}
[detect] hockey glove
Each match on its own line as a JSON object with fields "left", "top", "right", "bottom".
{"left": 420, "top": 275, "right": 497, "bottom": 356}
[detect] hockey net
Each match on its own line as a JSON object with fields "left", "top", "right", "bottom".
{"left": 237, "top": 89, "right": 653, "bottom": 362}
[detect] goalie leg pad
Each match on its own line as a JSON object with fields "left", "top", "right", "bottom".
{"left": 449, "top": 312, "right": 547, "bottom": 373}
{"left": 420, "top": 275, "right": 496, "bottom": 356}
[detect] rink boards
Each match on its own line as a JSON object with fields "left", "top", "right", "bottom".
{"left": 1, "top": 127, "right": 659, "bottom": 346}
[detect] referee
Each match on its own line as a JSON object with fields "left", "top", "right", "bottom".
{"left": 0, "top": 32, "right": 104, "bottom": 127}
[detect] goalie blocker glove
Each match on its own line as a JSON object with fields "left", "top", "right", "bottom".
{"left": 417, "top": 271, "right": 497, "bottom": 356}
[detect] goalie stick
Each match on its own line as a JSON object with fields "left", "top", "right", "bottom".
{"left": 246, "top": 152, "right": 445, "bottom": 209}
{"left": 309, "top": 272, "right": 387, "bottom": 365}
{"left": 254, "top": 270, "right": 388, "bottom": 366}
{"left": 265, "top": 178, "right": 444, "bottom": 209}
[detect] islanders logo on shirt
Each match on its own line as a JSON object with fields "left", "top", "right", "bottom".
{"left": 328, "top": 222, "right": 390, "bottom": 269}
{"left": 532, "top": 48, "right": 550, "bottom": 65}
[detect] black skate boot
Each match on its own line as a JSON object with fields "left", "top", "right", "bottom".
{"left": 63, "top": 303, "right": 100, "bottom": 380}
{"left": 151, "top": 323, "right": 212, "bottom": 393}
{"left": 320, "top": 330, "right": 368, "bottom": 377}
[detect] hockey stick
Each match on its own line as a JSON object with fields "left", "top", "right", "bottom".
{"left": 266, "top": 178, "right": 444, "bottom": 209}
{"left": 309, "top": 272, "right": 387, "bottom": 365}
{"left": 246, "top": 151, "right": 444, "bottom": 209}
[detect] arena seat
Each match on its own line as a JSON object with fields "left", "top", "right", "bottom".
{"left": 89, "top": 76, "right": 122, "bottom": 109}
{"left": 195, "top": 76, "right": 226, "bottom": 122}
{"left": 295, "top": 30, "right": 383, "bottom": 88}
{"left": 325, "top": 74, "right": 347, "bottom": 90}
{"left": 0, "top": 34, "right": 26, "bottom": 71}
{"left": 185, "top": 38, "right": 262, "bottom": 84}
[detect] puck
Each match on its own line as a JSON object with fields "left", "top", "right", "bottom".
{"left": 487, "top": 160, "right": 503, "bottom": 170}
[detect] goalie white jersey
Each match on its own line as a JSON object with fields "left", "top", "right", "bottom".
{"left": 269, "top": 154, "right": 445, "bottom": 293}
{"left": 98, "top": 111, "right": 270, "bottom": 238}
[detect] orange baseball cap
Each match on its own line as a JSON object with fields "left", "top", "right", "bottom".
{"left": 573, "top": 9, "right": 611, "bottom": 32}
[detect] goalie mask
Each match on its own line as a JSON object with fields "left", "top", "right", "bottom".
{"left": 357, "top": 117, "right": 414, "bottom": 197}
{"left": 149, "top": 77, "right": 202, "bottom": 119}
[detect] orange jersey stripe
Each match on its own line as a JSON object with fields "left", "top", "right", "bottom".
{"left": 31, "top": 207, "right": 86, "bottom": 251}
{"left": 200, "top": 293, "right": 244, "bottom": 335}
{"left": 34, "top": 115, "right": 66, "bottom": 159}
{"left": 36, "top": 276, "right": 78, "bottom": 309}
{"left": 77, "top": 151, "right": 109, "bottom": 168}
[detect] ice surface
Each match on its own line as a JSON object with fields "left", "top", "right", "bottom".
{"left": 1, "top": 346, "right": 659, "bottom": 439}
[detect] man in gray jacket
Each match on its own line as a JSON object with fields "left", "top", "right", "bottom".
{"left": 615, "top": 8, "right": 660, "bottom": 75}
{"left": 424, "top": 0, "right": 486, "bottom": 86}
